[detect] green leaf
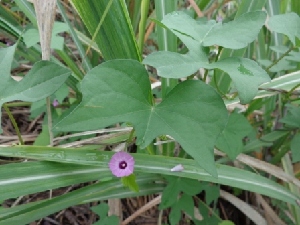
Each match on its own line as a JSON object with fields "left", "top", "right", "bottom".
{"left": 210, "top": 57, "right": 270, "bottom": 103}
{"left": 159, "top": 10, "right": 266, "bottom": 50}
{"left": 0, "top": 46, "right": 70, "bottom": 133}
{"left": 169, "top": 193, "right": 195, "bottom": 225}
{"left": 143, "top": 11, "right": 270, "bottom": 103}
{"left": 143, "top": 49, "right": 208, "bottom": 79}
{"left": 178, "top": 194, "right": 194, "bottom": 218}
{"left": 160, "top": 176, "right": 203, "bottom": 210}
{"left": 268, "top": 12, "right": 300, "bottom": 45}
{"left": 121, "top": 173, "right": 139, "bottom": 192}
{"left": 70, "top": 0, "right": 141, "bottom": 61}
{"left": 91, "top": 203, "right": 120, "bottom": 225}
{"left": 179, "top": 178, "right": 202, "bottom": 196}
{"left": 260, "top": 130, "right": 290, "bottom": 142}
{"left": 97, "top": 216, "right": 119, "bottom": 225}
{"left": 91, "top": 203, "right": 109, "bottom": 218}
{"left": 280, "top": 104, "right": 300, "bottom": 128}
{"left": 0, "top": 44, "right": 15, "bottom": 75}
{"left": 202, "top": 11, "right": 267, "bottom": 49}
{"left": 23, "top": 22, "right": 68, "bottom": 50}
{"left": 225, "top": 69, "right": 300, "bottom": 106}
{"left": 33, "top": 124, "right": 50, "bottom": 145}
{"left": 291, "top": 133, "right": 300, "bottom": 163}
{"left": 213, "top": 0, "right": 267, "bottom": 96}
{"left": 202, "top": 183, "right": 220, "bottom": 205}
{"left": 0, "top": 161, "right": 109, "bottom": 202}
{"left": 169, "top": 203, "right": 181, "bottom": 225}
{"left": 0, "top": 174, "right": 163, "bottom": 224}
{"left": 216, "top": 111, "right": 252, "bottom": 159}
{"left": 244, "top": 130, "right": 289, "bottom": 153}
{"left": 160, "top": 177, "right": 181, "bottom": 209}
{"left": 54, "top": 59, "right": 228, "bottom": 176}
{"left": 198, "top": 202, "right": 220, "bottom": 225}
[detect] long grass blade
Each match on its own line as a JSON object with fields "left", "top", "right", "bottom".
{"left": 70, "top": 0, "right": 141, "bottom": 61}
{"left": 0, "top": 146, "right": 299, "bottom": 206}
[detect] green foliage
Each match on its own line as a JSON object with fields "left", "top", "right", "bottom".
{"left": 216, "top": 111, "right": 252, "bottom": 159}
{"left": 169, "top": 193, "right": 195, "bottom": 225}
{"left": 209, "top": 58, "right": 270, "bottom": 103}
{"left": 91, "top": 203, "right": 119, "bottom": 225}
{"left": 0, "top": 45, "right": 70, "bottom": 133}
{"left": 268, "top": 12, "right": 300, "bottom": 45}
{"left": 70, "top": 0, "right": 141, "bottom": 61}
{"left": 143, "top": 11, "right": 270, "bottom": 103}
{"left": 201, "top": 183, "right": 220, "bottom": 205}
{"left": 291, "top": 133, "right": 300, "bottom": 163}
{"left": 160, "top": 177, "right": 202, "bottom": 209}
{"left": 1, "top": 0, "right": 300, "bottom": 224}
{"left": 53, "top": 59, "right": 228, "bottom": 176}
{"left": 121, "top": 173, "right": 139, "bottom": 192}
{"left": 280, "top": 104, "right": 300, "bottom": 128}
{"left": 23, "top": 22, "right": 68, "bottom": 50}
{"left": 160, "top": 176, "right": 203, "bottom": 225}
{"left": 196, "top": 201, "right": 220, "bottom": 225}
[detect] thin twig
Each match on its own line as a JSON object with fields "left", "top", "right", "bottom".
{"left": 266, "top": 46, "right": 294, "bottom": 74}
{"left": 53, "top": 127, "right": 132, "bottom": 142}
{"left": 144, "top": 21, "right": 155, "bottom": 43}
{"left": 122, "top": 195, "right": 162, "bottom": 225}
{"left": 188, "top": 0, "right": 203, "bottom": 17}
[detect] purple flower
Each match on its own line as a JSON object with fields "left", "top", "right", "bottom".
{"left": 52, "top": 99, "right": 59, "bottom": 107}
{"left": 109, "top": 152, "right": 135, "bottom": 177}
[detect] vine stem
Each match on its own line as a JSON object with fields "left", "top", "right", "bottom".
{"left": 266, "top": 46, "right": 294, "bottom": 74}
{"left": 3, "top": 104, "right": 24, "bottom": 145}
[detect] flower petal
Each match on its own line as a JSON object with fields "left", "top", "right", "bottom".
{"left": 108, "top": 151, "right": 135, "bottom": 177}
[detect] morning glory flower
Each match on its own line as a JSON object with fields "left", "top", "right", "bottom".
{"left": 52, "top": 99, "right": 59, "bottom": 107}
{"left": 109, "top": 151, "right": 135, "bottom": 177}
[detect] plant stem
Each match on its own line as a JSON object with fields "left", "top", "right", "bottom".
{"left": 3, "top": 104, "right": 24, "bottom": 145}
{"left": 287, "top": 83, "right": 300, "bottom": 100}
{"left": 266, "top": 46, "right": 294, "bottom": 74}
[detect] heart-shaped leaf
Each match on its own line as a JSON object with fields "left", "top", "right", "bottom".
{"left": 54, "top": 60, "right": 228, "bottom": 176}
{"left": 143, "top": 11, "right": 269, "bottom": 104}
{"left": 0, "top": 45, "right": 71, "bottom": 133}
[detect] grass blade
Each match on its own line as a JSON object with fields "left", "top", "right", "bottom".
{"left": 0, "top": 146, "right": 299, "bottom": 206}
{"left": 70, "top": 0, "right": 141, "bottom": 61}
{"left": 0, "top": 174, "right": 164, "bottom": 224}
